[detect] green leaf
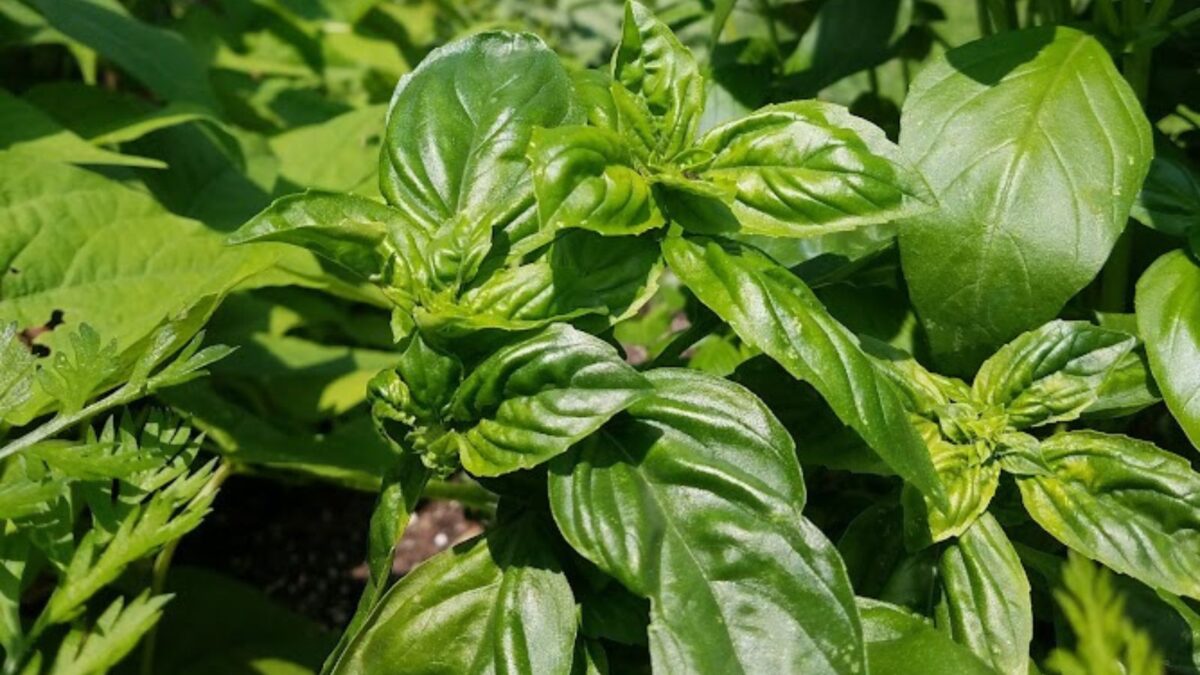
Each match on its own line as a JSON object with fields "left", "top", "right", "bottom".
{"left": 231, "top": 191, "right": 430, "bottom": 310}
{"left": 612, "top": 0, "right": 704, "bottom": 160}
{"left": 22, "top": 82, "right": 213, "bottom": 146}
{"left": 936, "top": 514, "right": 1033, "bottom": 675}
{"left": 270, "top": 105, "right": 387, "bottom": 197}
{"left": 1131, "top": 136, "right": 1200, "bottom": 238}
{"left": 379, "top": 31, "right": 577, "bottom": 285}
{"left": 0, "top": 323, "right": 35, "bottom": 422}
{"left": 549, "top": 369, "right": 866, "bottom": 674}
{"left": 972, "top": 320, "right": 1137, "bottom": 429}
{"left": 858, "top": 598, "right": 996, "bottom": 675}
{"left": 526, "top": 125, "right": 664, "bottom": 251}
{"left": 1083, "top": 347, "right": 1161, "bottom": 420}
{"left": 49, "top": 592, "right": 170, "bottom": 675}
{"left": 32, "top": 0, "right": 216, "bottom": 109}
{"left": 664, "top": 101, "right": 933, "bottom": 237}
{"left": 780, "top": 0, "right": 914, "bottom": 96}
{"left": 663, "top": 234, "right": 943, "bottom": 502}
{"left": 1136, "top": 250, "right": 1200, "bottom": 451}
{"left": 442, "top": 324, "right": 651, "bottom": 476}
{"left": 1016, "top": 431, "right": 1200, "bottom": 600}
{"left": 898, "top": 26, "right": 1153, "bottom": 373}
{"left": 331, "top": 511, "right": 577, "bottom": 675}
{"left": 901, "top": 419, "right": 998, "bottom": 547}
{"left": 0, "top": 89, "right": 164, "bottom": 168}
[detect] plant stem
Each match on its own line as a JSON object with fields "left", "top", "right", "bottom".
{"left": 1099, "top": 228, "right": 1135, "bottom": 312}
{"left": 976, "top": 0, "right": 994, "bottom": 35}
{"left": 0, "top": 383, "right": 141, "bottom": 462}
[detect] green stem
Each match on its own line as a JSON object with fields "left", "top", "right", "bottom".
{"left": 976, "top": 0, "right": 994, "bottom": 35}
{"left": 1169, "top": 6, "right": 1200, "bottom": 30}
{"left": 0, "top": 383, "right": 142, "bottom": 463}
{"left": 1095, "top": 0, "right": 1122, "bottom": 35}
{"left": 1147, "top": 0, "right": 1176, "bottom": 24}
{"left": 139, "top": 461, "right": 233, "bottom": 675}
{"left": 1099, "top": 228, "right": 1135, "bottom": 312}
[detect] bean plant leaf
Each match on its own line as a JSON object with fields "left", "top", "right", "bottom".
{"left": 936, "top": 514, "right": 1033, "bottom": 675}
{"left": 898, "top": 26, "right": 1153, "bottom": 373}
{"left": 1016, "top": 431, "right": 1200, "bottom": 600}
{"left": 858, "top": 598, "right": 995, "bottom": 675}
{"left": 1136, "top": 250, "right": 1200, "bottom": 451}
{"left": 663, "top": 234, "right": 944, "bottom": 502}
{"left": 0, "top": 89, "right": 164, "bottom": 168}
{"left": 331, "top": 511, "right": 577, "bottom": 675}
{"left": 668, "top": 101, "right": 933, "bottom": 237}
{"left": 549, "top": 369, "right": 866, "bottom": 675}
{"left": 1131, "top": 136, "right": 1200, "bottom": 238}
{"left": 973, "top": 320, "right": 1137, "bottom": 429}
{"left": 0, "top": 323, "right": 35, "bottom": 421}
{"left": 440, "top": 324, "right": 651, "bottom": 476}
{"left": 612, "top": 0, "right": 704, "bottom": 160}
{"left": 379, "top": 30, "right": 577, "bottom": 287}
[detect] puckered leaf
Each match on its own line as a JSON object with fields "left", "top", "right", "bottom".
{"left": 901, "top": 419, "right": 998, "bottom": 548}
{"left": 1017, "top": 431, "right": 1200, "bottom": 600}
{"left": 1136, "top": 250, "right": 1200, "bottom": 451}
{"left": 898, "top": 26, "right": 1153, "bottom": 373}
{"left": 936, "top": 514, "right": 1033, "bottom": 675}
{"left": 441, "top": 324, "right": 651, "bottom": 476}
{"left": 331, "top": 511, "right": 577, "bottom": 675}
{"left": 663, "top": 234, "right": 943, "bottom": 503}
{"left": 973, "top": 320, "right": 1137, "bottom": 429}
{"left": 665, "top": 102, "right": 932, "bottom": 238}
{"left": 549, "top": 369, "right": 865, "bottom": 675}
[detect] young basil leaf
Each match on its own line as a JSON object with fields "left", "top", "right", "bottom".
{"left": 901, "top": 419, "right": 998, "bottom": 548}
{"left": 611, "top": 0, "right": 704, "bottom": 160}
{"left": 664, "top": 234, "right": 945, "bottom": 504}
{"left": 1083, "top": 347, "right": 1161, "bottom": 420}
{"left": 1136, "top": 250, "right": 1200, "bottom": 451}
{"left": 898, "top": 26, "right": 1153, "bottom": 373}
{"left": 330, "top": 509, "right": 577, "bottom": 675}
{"left": 1131, "top": 136, "right": 1200, "bottom": 238}
{"left": 666, "top": 101, "right": 933, "bottom": 238}
{"left": 525, "top": 125, "right": 664, "bottom": 252}
{"left": 972, "top": 320, "right": 1137, "bottom": 429}
{"left": 549, "top": 369, "right": 866, "bottom": 675}
{"left": 936, "top": 514, "right": 1033, "bottom": 675}
{"left": 858, "top": 598, "right": 996, "bottom": 675}
{"left": 379, "top": 31, "right": 578, "bottom": 285}
{"left": 1017, "top": 431, "right": 1200, "bottom": 600}
{"left": 862, "top": 338, "right": 971, "bottom": 418}
{"left": 571, "top": 69, "right": 619, "bottom": 131}
{"left": 231, "top": 191, "right": 430, "bottom": 309}
{"left": 442, "top": 324, "right": 651, "bottom": 476}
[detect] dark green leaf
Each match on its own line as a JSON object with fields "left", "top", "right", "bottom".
{"left": 663, "top": 235, "right": 943, "bottom": 502}
{"left": 899, "top": 27, "right": 1152, "bottom": 373}
{"left": 858, "top": 598, "right": 996, "bottom": 675}
{"left": 1017, "top": 431, "right": 1200, "bottom": 600}
{"left": 549, "top": 369, "right": 865, "bottom": 674}
{"left": 1136, "top": 250, "right": 1200, "bottom": 451}
{"left": 1131, "top": 136, "right": 1200, "bottom": 238}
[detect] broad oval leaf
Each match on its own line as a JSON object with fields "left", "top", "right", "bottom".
{"left": 859, "top": 598, "right": 996, "bottom": 675}
{"left": 549, "top": 369, "right": 866, "bottom": 674}
{"left": 972, "top": 320, "right": 1137, "bottom": 429}
{"left": 612, "top": 0, "right": 704, "bottom": 160}
{"left": 663, "top": 234, "right": 943, "bottom": 502}
{"left": 671, "top": 101, "right": 932, "bottom": 237}
{"left": 445, "top": 324, "right": 651, "bottom": 476}
{"left": 525, "top": 125, "right": 664, "bottom": 252}
{"left": 1136, "top": 250, "right": 1200, "bottom": 451}
{"left": 1017, "top": 430, "right": 1200, "bottom": 600}
{"left": 936, "top": 514, "right": 1033, "bottom": 674}
{"left": 332, "top": 511, "right": 577, "bottom": 675}
{"left": 379, "top": 31, "right": 577, "bottom": 283}
{"left": 898, "top": 26, "right": 1152, "bottom": 373}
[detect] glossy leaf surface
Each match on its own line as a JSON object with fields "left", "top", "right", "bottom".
{"left": 1137, "top": 250, "right": 1200, "bottom": 450}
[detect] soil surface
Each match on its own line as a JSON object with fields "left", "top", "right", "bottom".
{"left": 174, "top": 474, "right": 482, "bottom": 630}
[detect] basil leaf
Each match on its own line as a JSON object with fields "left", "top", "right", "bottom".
{"left": 571, "top": 69, "right": 619, "bottom": 130}
{"left": 898, "top": 27, "right": 1153, "bottom": 373}
{"left": 331, "top": 511, "right": 577, "bottom": 675}
{"left": 863, "top": 338, "right": 970, "bottom": 418}
{"left": 443, "top": 324, "right": 651, "bottom": 476}
{"left": 1131, "top": 136, "right": 1200, "bottom": 238}
{"left": 1083, "top": 347, "right": 1161, "bottom": 420}
{"left": 902, "top": 419, "right": 998, "bottom": 548}
{"left": 858, "top": 598, "right": 996, "bottom": 675}
{"left": 549, "top": 369, "right": 865, "bottom": 674}
{"left": 1136, "top": 250, "right": 1200, "bottom": 451}
{"left": 663, "top": 234, "right": 944, "bottom": 503}
{"left": 1017, "top": 430, "right": 1200, "bottom": 600}
{"left": 526, "top": 125, "right": 664, "bottom": 251}
{"left": 669, "top": 101, "right": 932, "bottom": 237}
{"left": 972, "top": 320, "right": 1137, "bottom": 429}
{"left": 612, "top": 0, "right": 704, "bottom": 160}
{"left": 380, "top": 31, "right": 577, "bottom": 284}
{"left": 231, "top": 191, "right": 430, "bottom": 309}
{"left": 936, "top": 514, "right": 1033, "bottom": 674}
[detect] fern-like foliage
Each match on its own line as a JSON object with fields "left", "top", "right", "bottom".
{"left": 1045, "top": 553, "right": 1165, "bottom": 675}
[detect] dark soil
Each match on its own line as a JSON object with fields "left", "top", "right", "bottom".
{"left": 174, "top": 474, "right": 483, "bottom": 630}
